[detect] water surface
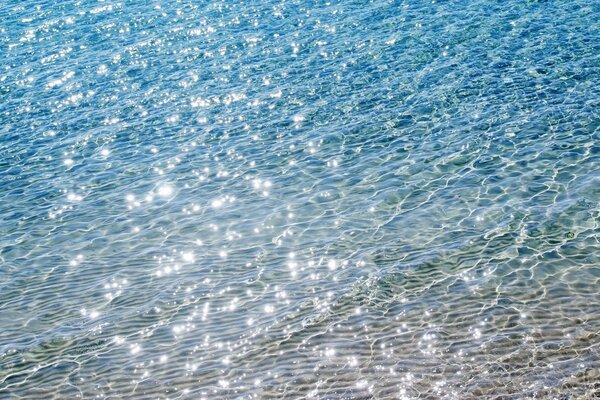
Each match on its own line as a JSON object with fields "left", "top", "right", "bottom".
{"left": 1, "top": 0, "right": 599, "bottom": 398}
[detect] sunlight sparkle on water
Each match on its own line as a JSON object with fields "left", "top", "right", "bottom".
{"left": 157, "top": 184, "right": 175, "bottom": 198}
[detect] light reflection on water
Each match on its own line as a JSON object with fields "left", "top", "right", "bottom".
{"left": 0, "top": 0, "right": 599, "bottom": 398}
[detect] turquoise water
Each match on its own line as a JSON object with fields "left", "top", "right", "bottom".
{"left": 1, "top": 0, "right": 599, "bottom": 398}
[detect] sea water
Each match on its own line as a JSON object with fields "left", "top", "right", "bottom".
{"left": 0, "top": 0, "right": 599, "bottom": 398}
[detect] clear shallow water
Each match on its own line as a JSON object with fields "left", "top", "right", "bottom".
{"left": 0, "top": 0, "right": 599, "bottom": 398}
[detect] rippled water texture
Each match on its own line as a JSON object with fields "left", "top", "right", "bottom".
{"left": 1, "top": 0, "right": 599, "bottom": 398}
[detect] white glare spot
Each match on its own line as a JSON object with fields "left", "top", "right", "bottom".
{"left": 328, "top": 259, "right": 338, "bottom": 270}
{"left": 130, "top": 344, "right": 141, "bottom": 354}
{"left": 66, "top": 193, "right": 82, "bottom": 202}
{"left": 264, "top": 304, "right": 275, "bottom": 313}
{"left": 113, "top": 336, "right": 125, "bottom": 345}
{"left": 157, "top": 184, "right": 174, "bottom": 198}
{"left": 356, "top": 380, "right": 368, "bottom": 389}
{"left": 182, "top": 252, "right": 195, "bottom": 263}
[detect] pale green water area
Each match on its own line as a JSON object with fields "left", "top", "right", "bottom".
{"left": 0, "top": 0, "right": 599, "bottom": 398}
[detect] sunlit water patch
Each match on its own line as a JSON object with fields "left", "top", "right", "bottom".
{"left": 0, "top": 0, "right": 599, "bottom": 398}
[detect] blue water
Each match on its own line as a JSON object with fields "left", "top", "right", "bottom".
{"left": 1, "top": 0, "right": 599, "bottom": 398}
